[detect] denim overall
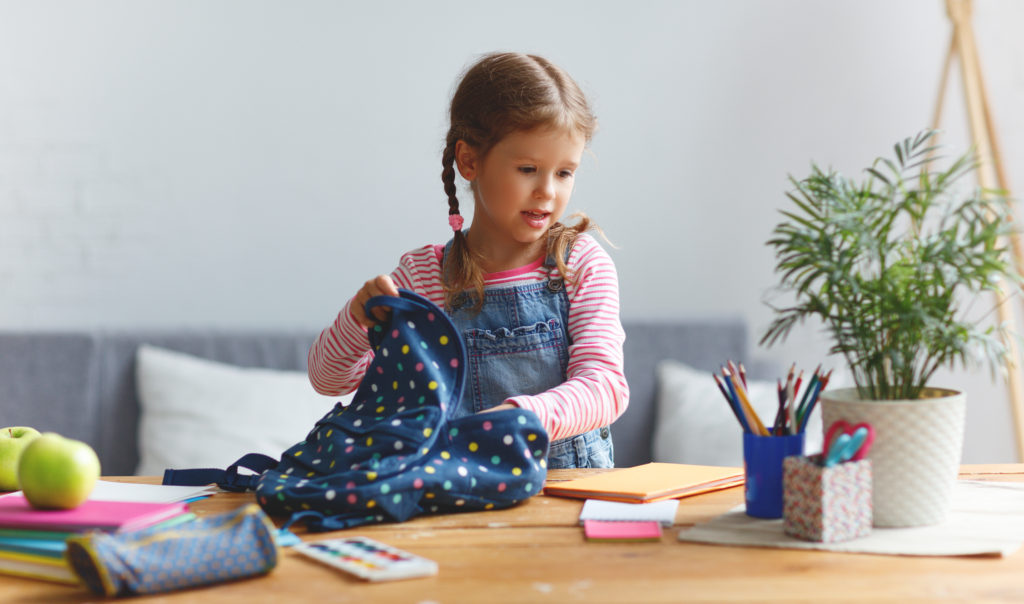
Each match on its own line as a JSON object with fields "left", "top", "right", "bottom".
{"left": 443, "top": 241, "right": 614, "bottom": 469}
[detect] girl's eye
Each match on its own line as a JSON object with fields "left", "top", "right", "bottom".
{"left": 518, "top": 166, "right": 537, "bottom": 174}
{"left": 558, "top": 170, "right": 574, "bottom": 179}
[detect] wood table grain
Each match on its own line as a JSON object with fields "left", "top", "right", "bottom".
{"left": 5, "top": 465, "right": 1023, "bottom": 603}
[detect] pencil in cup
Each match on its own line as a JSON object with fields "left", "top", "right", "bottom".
{"left": 711, "top": 364, "right": 767, "bottom": 436}
{"left": 711, "top": 363, "right": 829, "bottom": 436}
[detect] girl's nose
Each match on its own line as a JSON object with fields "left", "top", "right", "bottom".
{"left": 534, "top": 175, "right": 556, "bottom": 200}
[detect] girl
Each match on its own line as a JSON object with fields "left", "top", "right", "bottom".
{"left": 308, "top": 52, "right": 628, "bottom": 469}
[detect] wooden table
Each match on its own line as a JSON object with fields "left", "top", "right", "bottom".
{"left": 5, "top": 465, "right": 1024, "bottom": 603}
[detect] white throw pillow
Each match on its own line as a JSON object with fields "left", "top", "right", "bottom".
{"left": 652, "top": 360, "right": 823, "bottom": 467}
{"left": 135, "top": 345, "right": 352, "bottom": 476}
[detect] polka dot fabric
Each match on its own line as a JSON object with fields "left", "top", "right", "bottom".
{"left": 65, "top": 504, "right": 277, "bottom": 597}
{"left": 254, "top": 289, "right": 550, "bottom": 531}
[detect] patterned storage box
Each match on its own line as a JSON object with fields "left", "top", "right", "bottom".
{"left": 783, "top": 455, "right": 872, "bottom": 543}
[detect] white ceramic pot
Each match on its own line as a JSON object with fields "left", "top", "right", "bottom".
{"left": 820, "top": 387, "right": 965, "bottom": 528}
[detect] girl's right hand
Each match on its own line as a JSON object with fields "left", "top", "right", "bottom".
{"left": 349, "top": 274, "right": 400, "bottom": 328}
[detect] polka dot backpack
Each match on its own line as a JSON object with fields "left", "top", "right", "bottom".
{"left": 166, "top": 289, "right": 550, "bottom": 532}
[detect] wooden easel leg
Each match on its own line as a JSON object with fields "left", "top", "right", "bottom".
{"left": 944, "top": 0, "right": 1024, "bottom": 461}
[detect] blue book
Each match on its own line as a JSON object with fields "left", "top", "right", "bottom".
{"left": 0, "top": 536, "right": 66, "bottom": 558}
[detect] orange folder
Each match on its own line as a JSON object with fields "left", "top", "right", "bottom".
{"left": 542, "top": 463, "right": 744, "bottom": 503}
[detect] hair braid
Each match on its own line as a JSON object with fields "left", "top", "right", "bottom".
{"left": 440, "top": 133, "right": 485, "bottom": 309}
{"left": 441, "top": 134, "right": 459, "bottom": 217}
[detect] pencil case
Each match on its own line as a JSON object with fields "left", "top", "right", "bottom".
{"left": 65, "top": 503, "right": 278, "bottom": 597}
{"left": 782, "top": 455, "right": 872, "bottom": 543}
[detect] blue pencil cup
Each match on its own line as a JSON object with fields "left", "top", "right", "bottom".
{"left": 743, "top": 432, "right": 805, "bottom": 519}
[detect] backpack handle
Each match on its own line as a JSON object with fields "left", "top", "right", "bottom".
{"left": 364, "top": 289, "right": 435, "bottom": 319}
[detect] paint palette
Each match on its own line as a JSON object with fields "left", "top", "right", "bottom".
{"left": 293, "top": 536, "right": 438, "bottom": 582}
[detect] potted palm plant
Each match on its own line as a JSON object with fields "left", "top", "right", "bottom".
{"left": 761, "top": 130, "right": 1021, "bottom": 527}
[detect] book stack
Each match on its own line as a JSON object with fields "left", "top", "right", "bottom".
{"left": 580, "top": 499, "right": 678, "bottom": 543}
{"left": 0, "top": 526, "right": 80, "bottom": 584}
{"left": 0, "top": 481, "right": 214, "bottom": 584}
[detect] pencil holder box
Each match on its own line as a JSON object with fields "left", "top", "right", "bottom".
{"left": 782, "top": 455, "right": 872, "bottom": 543}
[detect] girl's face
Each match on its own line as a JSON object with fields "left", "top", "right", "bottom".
{"left": 457, "top": 127, "right": 585, "bottom": 265}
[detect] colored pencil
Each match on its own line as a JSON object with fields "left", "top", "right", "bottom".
{"left": 721, "top": 370, "right": 750, "bottom": 432}
{"left": 798, "top": 369, "right": 832, "bottom": 433}
{"left": 782, "top": 364, "right": 795, "bottom": 435}
{"left": 724, "top": 371, "right": 757, "bottom": 434}
{"left": 772, "top": 378, "right": 786, "bottom": 435}
{"left": 795, "top": 366, "right": 821, "bottom": 423}
{"left": 714, "top": 361, "right": 830, "bottom": 437}
{"left": 727, "top": 369, "right": 768, "bottom": 436}
{"left": 713, "top": 373, "right": 750, "bottom": 433}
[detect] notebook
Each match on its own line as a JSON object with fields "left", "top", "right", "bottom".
{"left": 0, "top": 549, "right": 78, "bottom": 584}
{"left": 0, "top": 496, "right": 188, "bottom": 533}
{"left": 0, "top": 527, "right": 73, "bottom": 541}
{"left": 543, "top": 463, "right": 744, "bottom": 503}
{"left": 0, "top": 536, "right": 67, "bottom": 559}
{"left": 579, "top": 499, "right": 679, "bottom": 527}
{"left": 583, "top": 519, "right": 662, "bottom": 542}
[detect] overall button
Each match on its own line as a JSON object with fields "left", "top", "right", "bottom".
{"left": 547, "top": 279, "right": 564, "bottom": 292}
{"left": 449, "top": 293, "right": 469, "bottom": 311}
{"left": 600, "top": 427, "right": 610, "bottom": 439}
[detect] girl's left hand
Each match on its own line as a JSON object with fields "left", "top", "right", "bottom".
{"left": 480, "top": 403, "right": 517, "bottom": 413}
{"left": 350, "top": 274, "right": 400, "bottom": 328}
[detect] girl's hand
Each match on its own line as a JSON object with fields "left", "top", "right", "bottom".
{"left": 480, "top": 403, "right": 518, "bottom": 414}
{"left": 349, "top": 275, "right": 400, "bottom": 328}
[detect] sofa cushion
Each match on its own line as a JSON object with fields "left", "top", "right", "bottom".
{"left": 613, "top": 319, "right": 750, "bottom": 468}
{"left": 653, "top": 360, "right": 823, "bottom": 466}
{"left": 134, "top": 345, "right": 351, "bottom": 476}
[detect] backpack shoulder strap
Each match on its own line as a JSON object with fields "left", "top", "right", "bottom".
{"left": 162, "top": 453, "right": 278, "bottom": 492}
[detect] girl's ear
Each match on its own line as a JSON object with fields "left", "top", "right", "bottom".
{"left": 454, "top": 140, "right": 478, "bottom": 181}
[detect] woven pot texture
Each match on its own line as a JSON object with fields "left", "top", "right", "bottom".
{"left": 820, "top": 388, "right": 965, "bottom": 528}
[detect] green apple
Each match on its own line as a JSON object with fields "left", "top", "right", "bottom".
{"left": 0, "top": 427, "right": 42, "bottom": 491}
{"left": 18, "top": 433, "right": 100, "bottom": 510}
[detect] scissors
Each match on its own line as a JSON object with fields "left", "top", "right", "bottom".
{"left": 823, "top": 420, "right": 875, "bottom": 465}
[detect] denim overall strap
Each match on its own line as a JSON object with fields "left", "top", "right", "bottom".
{"left": 441, "top": 239, "right": 613, "bottom": 469}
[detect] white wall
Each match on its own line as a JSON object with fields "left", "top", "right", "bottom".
{"left": 2, "top": 0, "right": 1023, "bottom": 462}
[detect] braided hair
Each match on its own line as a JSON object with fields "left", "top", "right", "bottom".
{"left": 440, "top": 52, "right": 598, "bottom": 310}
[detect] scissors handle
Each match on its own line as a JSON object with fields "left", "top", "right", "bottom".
{"left": 838, "top": 427, "right": 869, "bottom": 463}
{"left": 824, "top": 420, "right": 849, "bottom": 454}
{"left": 823, "top": 433, "right": 851, "bottom": 467}
{"left": 848, "top": 424, "right": 875, "bottom": 461}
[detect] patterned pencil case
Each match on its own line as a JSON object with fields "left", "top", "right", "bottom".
{"left": 65, "top": 503, "right": 278, "bottom": 597}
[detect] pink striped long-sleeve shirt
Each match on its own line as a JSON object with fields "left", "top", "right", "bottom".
{"left": 308, "top": 233, "right": 629, "bottom": 441}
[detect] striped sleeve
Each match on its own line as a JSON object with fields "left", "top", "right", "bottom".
{"left": 307, "top": 245, "right": 445, "bottom": 396}
{"left": 507, "top": 234, "right": 630, "bottom": 441}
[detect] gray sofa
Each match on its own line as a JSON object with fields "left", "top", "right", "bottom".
{"left": 0, "top": 318, "right": 751, "bottom": 476}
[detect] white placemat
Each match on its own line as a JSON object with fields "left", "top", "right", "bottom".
{"left": 678, "top": 480, "right": 1024, "bottom": 557}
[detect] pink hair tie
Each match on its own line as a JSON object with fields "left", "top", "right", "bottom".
{"left": 448, "top": 214, "right": 464, "bottom": 231}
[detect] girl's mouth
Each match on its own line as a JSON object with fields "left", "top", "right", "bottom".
{"left": 522, "top": 211, "right": 550, "bottom": 228}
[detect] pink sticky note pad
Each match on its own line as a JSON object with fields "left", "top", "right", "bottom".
{"left": 583, "top": 519, "right": 662, "bottom": 542}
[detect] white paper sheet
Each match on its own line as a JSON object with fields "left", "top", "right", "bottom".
{"left": 580, "top": 499, "right": 680, "bottom": 527}
{"left": 678, "top": 480, "right": 1024, "bottom": 557}
{"left": 83, "top": 480, "right": 218, "bottom": 503}
{"left": 0, "top": 480, "right": 217, "bottom": 504}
